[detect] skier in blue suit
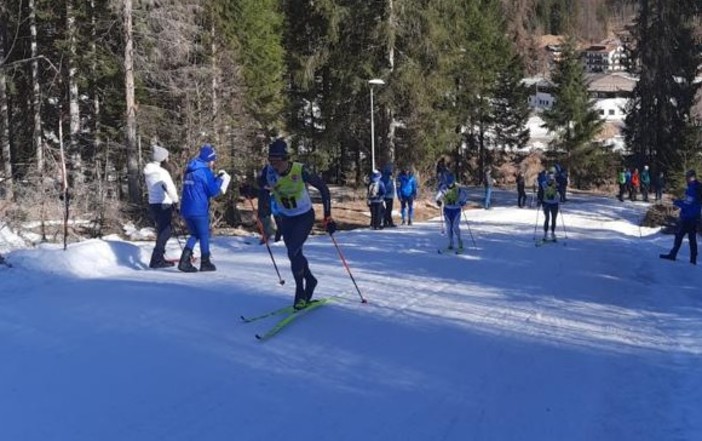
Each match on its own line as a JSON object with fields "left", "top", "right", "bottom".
{"left": 380, "top": 164, "right": 397, "bottom": 228}
{"left": 435, "top": 173, "right": 469, "bottom": 251}
{"left": 397, "top": 168, "right": 418, "bottom": 225}
{"left": 660, "top": 169, "right": 702, "bottom": 265}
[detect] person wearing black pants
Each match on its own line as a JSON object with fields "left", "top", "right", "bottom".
{"left": 541, "top": 173, "right": 560, "bottom": 241}
{"left": 660, "top": 170, "right": 701, "bottom": 265}
{"left": 258, "top": 139, "right": 336, "bottom": 309}
{"left": 517, "top": 171, "right": 527, "bottom": 208}
{"left": 144, "top": 144, "right": 180, "bottom": 268}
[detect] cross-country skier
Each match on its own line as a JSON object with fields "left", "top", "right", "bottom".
{"left": 541, "top": 172, "right": 560, "bottom": 241}
{"left": 436, "top": 173, "right": 469, "bottom": 251}
{"left": 660, "top": 169, "right": 702, "bottom": 265}
{"left": 258, "top": 139, "right": 336, "bottom": 309}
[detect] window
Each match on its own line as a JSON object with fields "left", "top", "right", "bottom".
{"left": 608, "top": 109, "right": 615, "bottom": 116}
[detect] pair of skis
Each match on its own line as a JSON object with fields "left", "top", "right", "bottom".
{"left": 240, "top": 297, "right": 334, "bottom": 341}
{"left": 437, "top": 246, "right": 464, "bottom": 255}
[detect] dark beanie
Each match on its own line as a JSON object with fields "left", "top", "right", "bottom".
{"left": 268, "top": 139, "right": 288, "bottom": 159}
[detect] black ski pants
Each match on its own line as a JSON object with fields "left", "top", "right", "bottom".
{"left": 279, "top": 209, "right": 315, "bottom": 290}
{"left": 542, "top": 203, "right": 559, "bottom": 233}
{"left": 150, "top": 203, "right": 174, "bottom": 260}
{"left": 668, "top": 218, "right": 698, "bottom": 262}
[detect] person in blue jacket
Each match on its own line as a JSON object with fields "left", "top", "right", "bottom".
{"left": 368, "top": 169, "right": 387, "bottom": 230}
{"left": 178, "top": 144, "right": 230, "bottom": 272}
{"left": 435, "top": 173, "right": 469, "bottom": 251}
{"left": 396, "top": 167, "right": 418, "bottom": 225}
{"left": 258, "top": 139, "right": 335, "bottom": 309}
{"left": 660, "top": 169, "right": 702, "bottom": 265}
{"left": 380, "top": 164, "right": 396, "bottom": 228}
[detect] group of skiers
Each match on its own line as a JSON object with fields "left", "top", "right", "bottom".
{"left": 617, "top": 166, "right": 665, "bottom": 203}
{"left": 367, "top": 165, "right": 419, "bottom": 229}
{"left": 144, "top": 141, "right": 700, "bottom": 313}
{"left": 146, "top": 139, "right": 336, "bottom": 310}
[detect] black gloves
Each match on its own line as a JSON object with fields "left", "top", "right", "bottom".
{"left": 437, "top": 200, "right": 442, "bottom": 207}
{"left": 324, "top": 217, "right": 337, "bottom": 235}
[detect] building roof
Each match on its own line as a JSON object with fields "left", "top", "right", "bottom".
{"left": 586, "top": 73, "right": 637, "bottom": 93}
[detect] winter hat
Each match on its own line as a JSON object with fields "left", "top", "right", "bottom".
{"left": 685, "top": 169, "right": 696, "bottom": 178}
{"left": 152, "top": 144, "right": 169, "bottom": 162}
{"left": 198, "top": 144, "right": 217, "bottom": 162}
{"left": 371, "top": 169, "right": 381, "bottom": 180}
{"left": 268, "top": 139, "right": 288, "bottom": 160}
{"left": 445, "top": 173, "right": 456, "bottom": 187}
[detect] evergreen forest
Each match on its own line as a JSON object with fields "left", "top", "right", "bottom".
{"left": 0, "top": 0, "right": 700, "bottom": 232}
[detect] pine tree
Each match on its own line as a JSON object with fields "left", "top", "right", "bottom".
{"left": 492, "top": 53, "right": 531, "bottom": 152}
{"left": 541, "top": 35, "right": 604, "bottom": 187}
{"left": 624, "top": 0, "right": 701, "bottom": 180}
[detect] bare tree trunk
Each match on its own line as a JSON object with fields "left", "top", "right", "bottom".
{"left": 0, "top": 14, "right": 13, "bottom": 200}
{"left": 91, "top": 0, "right": 101, "bottom": 153}
{"left": 30, "top": 0, "right": 43, "bottom": 174}
{"left": 67, "top": 0, "right": 81, "bottom": 183}
{"left": 123, "top": 0, "right": 140, "bottom": 203}
{"left": 385, "top": 0, "right": 397, "bottom": 164}
{"left": 211, "top": 20, "right": 220, "bottom": 148}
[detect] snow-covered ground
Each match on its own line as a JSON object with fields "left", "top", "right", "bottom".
{"left": 1, "top": 190, "right": 701, "bottom": 441}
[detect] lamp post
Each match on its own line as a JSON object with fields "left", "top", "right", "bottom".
{"left": 368, "top": 78, "right": 385, "bottom": 172}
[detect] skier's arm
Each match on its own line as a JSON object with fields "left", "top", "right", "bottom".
{"left": 302, "top": 166, "right": 332, "bottom": 218}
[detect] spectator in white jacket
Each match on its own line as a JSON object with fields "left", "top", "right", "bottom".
{"left": 144, "top": 144, "right": 179, "bottom": 268}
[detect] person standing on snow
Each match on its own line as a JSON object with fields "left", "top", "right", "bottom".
{"left": 178, "top": 144, "right": 231, "bottom": 273}
{"left": 541, "top": 172, "right": 560, "bottom": 241}
{"left": 640, "top": 165, "right": 651, "bottom": 202}
{"left": 380, "top": 164, "right": 397, "bottom": 228}
{"left": 660, "top": 170, "right": 702, "bottom": 265}
{"left": 631, "top": 168, "right": 640, "bottom": 201}
{"left": 258, "top": 139, "right": 336, "bottom": 309}
{"left": 484, "top": 166, "right": 494, "bottom": 209}
{"left": 617, "top": 167, "right": 627, "bottom": 202}
{"left": 367, "top": 169, "right": 386, "bottom": 230}
{"left": 516, "top": 171, "right": 527, "bottom": 208}
{"left": 436, "top": 173, "right": 469, "bottom": 251}
{"left": 655, "top": 171, "right": 666, "bottom": 202}
{"left": 536, "top": 169, "right": 547, "bottom": 206}
{"left": 397, "top": 168, "right": 418, "bottom": 225}
{"left": 144, "top": 144, "right": 180, "bottom": 268}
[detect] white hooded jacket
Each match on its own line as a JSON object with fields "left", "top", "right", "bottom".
{"left": 144, "top": 161, "right": 179, "bottom": 205}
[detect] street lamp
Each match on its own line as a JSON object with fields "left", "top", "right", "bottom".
{"left": 368, "top": 78, "right": 385, "bottom": 172}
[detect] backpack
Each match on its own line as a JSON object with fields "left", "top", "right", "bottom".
{"left": 368, "top": 182, "right": 380, "bottom": 200}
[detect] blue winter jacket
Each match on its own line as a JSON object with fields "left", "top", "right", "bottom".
{"left": 674, "top": 180, "right": 702, "bottom": 220}
{"left": 397, "top": 172, "right": 417, "bottom": 199}
{"left": 180, "top": 158, "right": 223, "bottom": 217}
{"left": 380, "top": 169, "right": 395, "bottom": 200}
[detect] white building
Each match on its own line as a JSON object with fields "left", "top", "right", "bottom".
{"left": 582, "top": 40, "right": 628, "bottom": 73}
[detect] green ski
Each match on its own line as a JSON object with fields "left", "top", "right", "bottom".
{"left": 240, "top": 305, "right": 295, "bottom": 323}
{"left": 255, "top": 298, "right": 334, "bottom": 341}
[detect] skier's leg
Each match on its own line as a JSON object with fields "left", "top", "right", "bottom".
{"left": 281, "top": 210, "right": 315, "bottom": 306}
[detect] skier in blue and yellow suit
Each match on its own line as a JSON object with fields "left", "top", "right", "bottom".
{"left": 258, "top": 139, "right": 336, "bottom": 309}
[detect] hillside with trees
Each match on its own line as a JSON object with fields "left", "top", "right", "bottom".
{"left": 0, "top": 0, "right": 700, "bottom": 237}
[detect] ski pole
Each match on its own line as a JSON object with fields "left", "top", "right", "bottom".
{"left": 533, "top": 203, "right": 540, "bottom": 242}
{"left": 328, "top": 233, "right": 367, "bottom": 303}
{"left": 461, "top": 209, "right": 477, "bottom": 248}
{"left": 247, "top": 197, "right": 285, "bottom": 286}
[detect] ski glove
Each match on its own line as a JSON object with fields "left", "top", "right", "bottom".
{"left": 324, "top": 217, "right": 337, "bottom": 235}
{"left": 437, "top": 200, "right": 442, "bottom": 207}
